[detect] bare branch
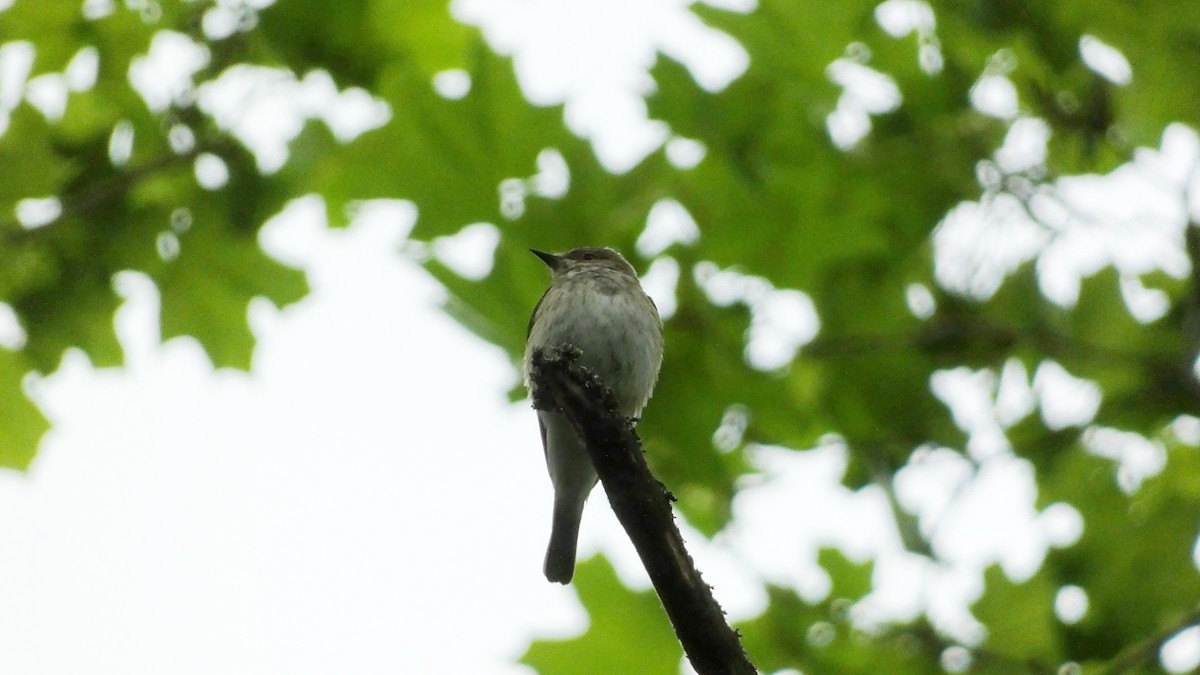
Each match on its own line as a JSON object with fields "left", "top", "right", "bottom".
{"left": 528, "top": 346, "right": 758, "bottom": 675}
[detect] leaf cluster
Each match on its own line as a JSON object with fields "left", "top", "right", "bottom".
{"left": 3, "top": 0, "right": 1200, "bottom": 673}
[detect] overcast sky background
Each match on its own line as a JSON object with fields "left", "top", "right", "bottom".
{"left": 1, "top": 0, "right": 1199, "bottom": 673}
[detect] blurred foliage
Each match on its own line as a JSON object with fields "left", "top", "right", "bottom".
{"left": 522, "top": 556, "right": 684, "bottom": 674}
{"left": 2, "top": 0, "right": 1200, "bottom": 673}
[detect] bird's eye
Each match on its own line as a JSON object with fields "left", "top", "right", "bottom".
{"left": 582, "top": 252, "right": 597, "bottom": 260}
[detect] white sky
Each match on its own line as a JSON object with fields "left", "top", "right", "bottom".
{"left": 2, "top": 0, "right": 1199, "bottom": 673}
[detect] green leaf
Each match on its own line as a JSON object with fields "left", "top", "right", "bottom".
{"left": 132, "top": 146, "right": 308, "bottom": 369}
{"left": 806, "top": 259, "right": 954, "bottom": 459}
{"left": 0, "top": 107, "right": 75, "bottom": 209}
{"left": 0, "top": 0, "right": 84, "bottom": 75}
{"left": 13, "top": 266, "right": 123, "bottom": 372}
{"left": 258, "top": 0, "right": 393, "bottom": 87}
{"left": 737, "top": 584, "right": 947, "bottom": 675}
{"left": 520, "top": 556, "right": 682, "bottom": 675}
{"left": 279, "top": 39, "right": 575, "bottom": 238}
{"left": 972, "top": 565, "right": 1062, "bottom": 663}
{"left": 651, "top": 0, "right": 991, "bottom": 289}
{"left": 259, "top": 0, "right": 469, "bottom": 86}
{"left": 154, "top": 208, "right": 307, "bottom": 370}
{"left": 1039, "top": 445, "right": 1200, "bottom": 661}
{"left": 371, "top": 0, "right": 471, "bottom": 75}
{"left": 818, "top": 547, "right": 873, "bottom": 601}
{"left": 0, "top": 348, "right": 47, "bottom": 470}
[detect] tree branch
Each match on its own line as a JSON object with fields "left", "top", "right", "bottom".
{"left": 528, "top": 346, "right": 758, "bottom": 675}
{"left": 1181, "top": 219, "right": 1200, "bottom": 408}
{"left": 1099, "top": 604, "right": 1200, "bottom": 674}
{"left": 0, "top": 148, "right": 202, "bottom": 239}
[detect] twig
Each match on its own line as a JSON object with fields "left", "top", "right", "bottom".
{"left": 1099, "top": 605, "right": 1200, "bottom": 675}
{"left": 0, "top": 148, "right": 202, "bottom": 239}
{"left": 1180, "top": 223, "right": 1200, "bottom": 407}
{"left": 528, "top": 346, "right": 758, "bottom": 675}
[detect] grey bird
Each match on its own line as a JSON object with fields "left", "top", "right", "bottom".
{"left": 523, "top": 247, "right": 664, "bottom": 584}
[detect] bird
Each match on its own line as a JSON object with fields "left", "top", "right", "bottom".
{"left": 523, "top": 246, "right": 664, "bottom": 584}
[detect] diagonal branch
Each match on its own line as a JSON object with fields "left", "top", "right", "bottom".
{"left": 1100, "top": 604, "right": 1200, "bottom": 675}
{"left": 528, "top": 346, "right": 757, "bottom": 675}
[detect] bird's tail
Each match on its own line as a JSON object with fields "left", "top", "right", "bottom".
{"left": 544, "top": 497, "right": 586, "bottom": 584}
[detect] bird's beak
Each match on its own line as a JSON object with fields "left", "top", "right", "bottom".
{"left": 530, "top": 249, "right": 562, "bottom": 271}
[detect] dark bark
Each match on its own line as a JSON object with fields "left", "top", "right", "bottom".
{"left": 529, "top": 346, "right": 758, "bottom": 675}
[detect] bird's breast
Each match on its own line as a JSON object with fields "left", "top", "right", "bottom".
{"left": 525, "top": 281, "right": 663, "bottom": 416}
